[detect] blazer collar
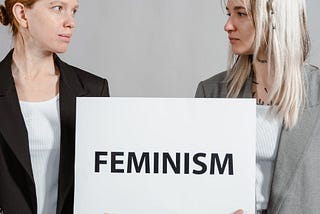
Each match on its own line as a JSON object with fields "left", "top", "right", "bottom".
{"left": 0, "top": 49, "right": 15, "bottom": 97}
{"left": 54, "top": 54, "right": 88, "bottom": 213}
{"left": 0, "top": 49, "right": 88, "bottom": 97}
{"left": 238, "top": 70, "right": 253, "bottom": 98}
{"left": 0, "top": 50, "right": 34, "bottom": 178}
{"left": 54, "top": 54, "right": 88, "bottom": 97}
{"left": 0, "top": 49, "right": 37, "bottom": 212}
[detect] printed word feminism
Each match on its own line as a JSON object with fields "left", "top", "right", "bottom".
{"left": 95, "top": 152, "right": 234, "bottom": 175}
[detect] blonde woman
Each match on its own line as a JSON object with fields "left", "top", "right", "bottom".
{"left": 0, "top": 0, "right": 109, "bottom": 213}
{"left": 195, "top": 0, "right": 320, "bottom": 213}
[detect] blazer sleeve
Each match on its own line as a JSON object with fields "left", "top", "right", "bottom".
{"left": 195, "top": 81, "right": 206, "bottom": 98}
{"left": 100, "top": 79, "right": 110, "bottom": 97}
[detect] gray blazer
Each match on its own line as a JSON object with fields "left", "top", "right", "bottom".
{"left": 195, "top": 65, "right": 320, "bottom": 214}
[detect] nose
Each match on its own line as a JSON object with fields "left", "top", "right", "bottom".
{"left": 224, "top": 17, "right": 235, "bottom": 33}
{"left": 64, "top": 13, "right": 76, "bottom": 29}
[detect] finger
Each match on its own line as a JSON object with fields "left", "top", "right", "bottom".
{"left": 234, "top": 209, "right": 244, "bottom": 214}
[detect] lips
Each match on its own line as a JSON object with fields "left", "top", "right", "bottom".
{"left": 228, "top": 36, "right": 239, "bottom": 41}
{"left": 58, "top": 34, "right": 72, "bottom": 42}
{"left": 228, "top": 36, "right": 240, "bottom": 45}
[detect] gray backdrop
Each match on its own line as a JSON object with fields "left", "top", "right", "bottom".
{"left": 1, "top": 0, "right": 319, "bottom": 97}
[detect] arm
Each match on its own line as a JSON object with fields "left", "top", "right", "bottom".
{"left": 195, "top": 81, "right": 205, "bottom": 98}
{"left": 100, "top": 79, "right": 110, "bottom": 97}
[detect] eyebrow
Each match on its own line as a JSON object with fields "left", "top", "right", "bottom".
{"left": 50, "top": 1, "right": 64, "bottom": 6}
{"left": 50, "top": 1, "right": 79, "bottom": 9}
{"left": 226, "top": 6, "right": 247, "bottom": 11}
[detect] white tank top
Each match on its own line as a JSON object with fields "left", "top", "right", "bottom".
{"left": 20, "top": 95, "right": 61, "bottom": 214}
{"left": 256, "top": 105, "right": 282, "bottom": 211}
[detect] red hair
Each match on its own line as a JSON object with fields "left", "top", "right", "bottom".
{"left": 0, "top": 0, "right": 38, "bottom": 36}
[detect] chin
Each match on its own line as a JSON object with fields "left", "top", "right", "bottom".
{"left": 49, "top": 42, "right": 69, "bottom": 54}
{"left": 53, "top": 47, "right": 69, "bottom": 54}
{"left": 232, "top": 49, "right": 253, "bottom": 56}
{"left": 55, "top": 50, "right": 68, "bottom": 54}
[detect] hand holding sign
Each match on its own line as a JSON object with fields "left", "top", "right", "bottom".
{"left": 234, "top": 209, "right": 244, "bottom": 214}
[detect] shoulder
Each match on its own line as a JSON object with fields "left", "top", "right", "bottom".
{"left": 69, "top": 63, "right": 107, "bottom": 84}
{"left": 304, "top": 64, "right": 320, "bottom": 108}
{"left": 195, "top": 71, "right": 228, "bottom": 98}
{"left": 59, "top": 59, "right": 106, "bottom": 83}
{"left": 55, "top": 57, "right": 109, "bottom": 97}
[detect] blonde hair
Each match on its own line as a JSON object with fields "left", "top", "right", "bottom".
{"left": 225, "top": 0, "right": 310, "bottom": 129}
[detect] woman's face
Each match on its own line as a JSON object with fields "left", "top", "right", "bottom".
{"left": 24, "top": 0, "right": 78, "bottom": 53}
{"left": 224, "top": 0, "right": 255, "bottom": 55}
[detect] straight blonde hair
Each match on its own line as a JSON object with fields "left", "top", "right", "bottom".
{"left": 225, "top": 0, "right": 310, "bottom": 129}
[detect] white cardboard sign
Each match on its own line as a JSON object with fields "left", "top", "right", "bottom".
{"left": 74, "top": 98, "right": 256, "bottom": 214}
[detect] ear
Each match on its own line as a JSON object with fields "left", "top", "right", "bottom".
{"left": 12, "top": 3, "right": 28, "bottom": 28}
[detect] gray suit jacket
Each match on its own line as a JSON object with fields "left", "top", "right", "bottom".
{"left": 195, "top": 65, "right": 320, "bottom": 214}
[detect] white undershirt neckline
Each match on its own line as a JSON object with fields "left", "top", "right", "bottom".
{"left": 19, "top": 95, "right": 61, "bottom": 214}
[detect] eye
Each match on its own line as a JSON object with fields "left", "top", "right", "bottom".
{"left": 52, "top": 5, "right": 63, "bottom": 12}
{"left": 225, "top": 9, "right": 231, "bottom": 16}
{"left": 72, "top": 8, "right": 78, "bottom": 15}
{"left": 238, "top": 12, "right": 247, "bottom": 17}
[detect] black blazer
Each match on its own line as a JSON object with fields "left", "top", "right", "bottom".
{"left": 0, "top": 50, "right": 109, "bottom": 214}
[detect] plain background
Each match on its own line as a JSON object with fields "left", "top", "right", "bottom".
{"left": 1, "top": 0, "right": 319, "bottom": 97}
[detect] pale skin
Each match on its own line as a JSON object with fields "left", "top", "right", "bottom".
{"left": 234, "top": 209, "right": 244, "bottom": 214}
{"left": 11, "top": 0, "right": 78, "bottom": 102}
{"left": 225, "top": 0, "right": 274, "bottom": 105}
{"left": 225, "top": 0, "right": 274, "bottom": 212}
{"left": 252, "top": 52, "right": 274, "bottom": 104}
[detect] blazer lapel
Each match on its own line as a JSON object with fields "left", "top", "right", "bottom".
{"left": 267, "top": 105, "right": 320, "bottom": 213}
{"left": 0, "top": 50, "right": 34, "bottom": 181}
{"left": 54, "top": 56, "right": 88, "bottom": 214}
{"left": 0, "top": 51, "right": 37, "bottom": 212}
{"left": 239, "top": 70, "right": 253, "bottom": 98}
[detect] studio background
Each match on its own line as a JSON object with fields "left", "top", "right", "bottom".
{"left": 1, "top": 0, "right": 319, "bottom": 97}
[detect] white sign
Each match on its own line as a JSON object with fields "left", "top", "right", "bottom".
{"left": 74, "top": 98, "right": 256, "bottom": 214}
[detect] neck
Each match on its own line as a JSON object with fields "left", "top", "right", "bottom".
{"left": 256, "top": 50, "right": 268, "bottom": 63}
{"left": 252, "top": 61, "right": 273, "bottom": 88}
{"left": 257, "top": 57, "right": 267, "bottom": 63}
{"left": 12, "top": 37, "right": 56, "bottom": 79}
